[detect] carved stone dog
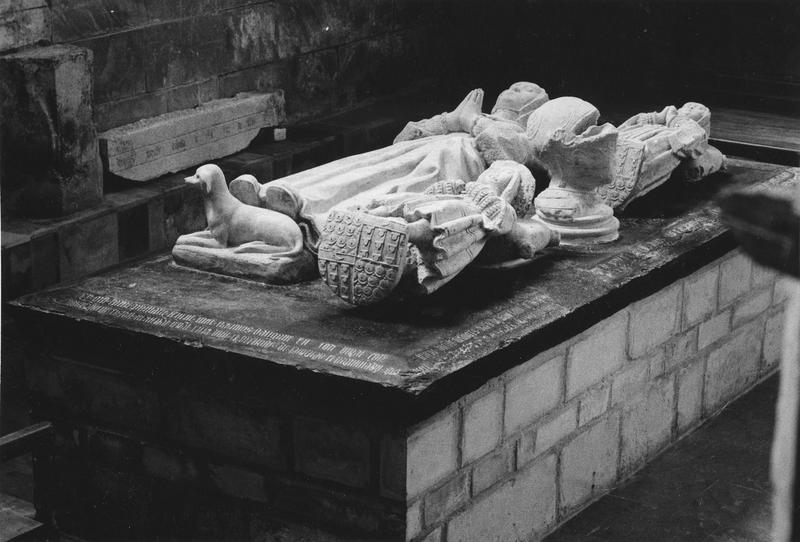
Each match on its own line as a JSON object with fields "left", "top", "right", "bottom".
{"left": 182, "top": 164, "right": 304, "bottom": 256}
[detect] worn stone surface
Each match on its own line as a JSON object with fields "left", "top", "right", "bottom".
{"left": 683, "top": 264, "right": 719, "bottom": 326}
{"left": 422, "top": 471, "right": 469, "bottom": 526}
{"left": 294, "top": 416, "right": 370, "bottom": 488}
{"left": 732, "top": 288, "right": 772, "bottom": 328}
{"left": 471, "top": 447, "right": 513, "bottom": 496}
{"left": 407, "top": 413, "right": 457, "bottom": 498}
{"left": 578, "top": 384, "right": 610, "bottom": 426}
{"left": 0, "top": 1, "right": 50, "bottom": 52}
{"left": 719, "top": 252, "right": 753, "bottom": 307}
{"left": 698, "top": 309, "right": 731, "bottom": 350}
{"left": 504, "top": 356, "right": 562, "bottom": 436}
{"left": 560, "top": 413, "right": 620, "bottom": 513}
{"left": 621, "top": 377, "right": 675, "bottom": 473}
{"left": 448, "top": 454, "right": 557, "bottom": 542}
{"left": 462, "top": 389, "right": 502, "bottom": 464}
{"left": 629, "top": 284, "right": 681, "bottom": 358}
{"left": 677, "top": 358, "right": 705, "bottom": 432}
{"left": 0, "top": 44, "right": 102, "bottom": 217}
{"left": 567, "top": 311, "right": 627, "bottom": 398}
{"left": 705, "top": 319, "right": 763, "bottom": 413}
{"left": 99, "top": 92, "right": 285, "bottom": 181}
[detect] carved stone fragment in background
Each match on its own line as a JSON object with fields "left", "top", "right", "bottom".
{"left": 98, "top": 92, "right": 285, "bottom": 182}
{"left": 0, "top": 44, "right": 102, "bottom": 218}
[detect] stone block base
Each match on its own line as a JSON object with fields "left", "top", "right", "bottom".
{"left": 406, "top": 250, "right": 790, "bottom": 541}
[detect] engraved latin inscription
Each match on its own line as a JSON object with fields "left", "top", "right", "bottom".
{"left": 55, "top": 292, "right": 400, "bottom": 378}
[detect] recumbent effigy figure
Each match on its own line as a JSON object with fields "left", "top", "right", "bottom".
{"left": 174, "top": 82, "right": 556, "bottom": 297}
{"left": 173, "top": 83, "right": 725, "bottom": 303}
{"left": 599, "top": 101, "right": 726, "bottom": 210}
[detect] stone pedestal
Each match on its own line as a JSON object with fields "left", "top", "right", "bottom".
{"left": 0, "top": 45, "right": 102, "bottom": 218}
{"left": 9, "top": 160, "right": 797, "bottom": 540}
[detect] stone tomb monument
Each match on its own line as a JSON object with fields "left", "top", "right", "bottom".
{"left": 11, "top": 158, "right": 796, "bottom": 540}
{"left": 173, "top": 84, "right": 726, "bottom": 304}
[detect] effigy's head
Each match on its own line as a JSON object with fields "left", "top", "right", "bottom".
{"left": 492, "top": 82, "right": 549, "bottom": 126}
{"left": 475, "top": 160, "right": 536, "bottom": 217}
{"left": 526, "top": 97, "right": 617, "bottom": 190}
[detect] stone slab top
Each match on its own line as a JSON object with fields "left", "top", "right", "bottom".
{"left": 10, "top": 159, "right": 798, "bottom": 402}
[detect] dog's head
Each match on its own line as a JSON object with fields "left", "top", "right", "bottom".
{"left": 186, "top": 164, "right": 225, "bottom": 196}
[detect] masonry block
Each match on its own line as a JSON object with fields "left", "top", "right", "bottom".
{"left": 774, "top": 277, "right": 798, "bottom": 304}
{"left": 30, "top": 232, "right": 60, "bottom": 289}
{"left": 380, "top": 433, "right": 406, "bottom": 499}
{"left": 505, "top": 355, "right": 563, "bottom": 435}
{"left": 682, "top": 264, "right": 718, "bottom": 326}
{"left": 534, "top": 405, "right": 577, "bottom": 457}
{"left": 99, "top": 92, "right": 285, "bottom": 181}
{"left": 611, "top": 361, "right": 649, "bottom": 406}
{"left": 448, "top": 454, "right": 557, "bottom": 542}
{"left": 698, "top": 309, "right": 731, "bottom": 350}
{"left": 567, "top": 310, "right": 627, "bottom": 398}
{"left": 676, "top": 358, "right": 704, "bottom": 432}
{"left": 420, "top": 527, "right": 443, "bottom": 542}
{"left": 0, "top": 1, "right": 50, "bottom": 52}
{"left": 646, "top": 348, "right": 667, "bottom": 377}
{"left": 407, "top": 500, "right": 422, "bottom": 541}
{"left": 732, "top": 289, "right": 772, "bottom": 328}
{"left": 519, "top": 404, "right": 577, "bottom": 466}
{"left": 58, "top": 212, "right": 119, "bottom": 282}
{"left": 142, "top": 444, "right": 199, "bottom": 484}
{"left": 25, "top": 355, "right": 160, "bottom": 432}
{"left": 462, "top": 389, "right": 502, "bottom": 464}
{"left": 629, "top": 284, "right": 681, "bottom": 358}
{"left": 763, "top": 311, "right": 784, "bottom": 371}
{"left": 0, "top": 44, "right": 102, "bottom": 217}
{"left": 664, "top": 328, "right": 698, "bottom": 370}
{"left": 751, "top": 263, "right": 777, "bottom": 288}
{"left": 704, "top": 319, "right": 763, "bottom": 413}
{"left": 471, "top": 447, "right": 513, "bottom": 496}
{"left": 423, "top": 471, "right": 469, "bottom": 527}
{"left": 719, "top": 252, "right": 752, "bottom": 307}
{"left": 621, "top": 376, "right": 675, "bottom": 473}
{"left": 578, "top": 384, "right": 610, "bottom": 426}
{"left": 208, "top": 463, "right": 267, "bottom": 502}
{"left": 294, "top": 416, "right": 370, "bottom": 488}
{"left": 163, "top": 394, "right": 285, "bottom": 470}
{"left": 407, "top": 411, "right": 458, "bottom": 498}
{"left": 560, "top": 413, "right": 620, "bottom": 513}
{"left": 86, "top": 427, "right": 143, "bottom": 471}
{"left": 2, "top": 242, "right": 32, "bottom": 301}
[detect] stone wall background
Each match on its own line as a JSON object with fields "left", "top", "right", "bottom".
{"left": 3, "top": 0, "right": 797, "bottom": 136}
{"left": 1, "top": 0, "right": 449, "bottom": 132}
